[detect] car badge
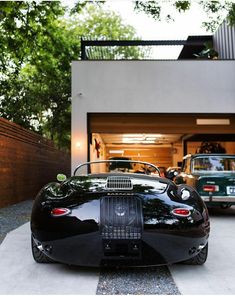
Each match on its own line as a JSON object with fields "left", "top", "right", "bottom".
{"left": 115, "top": 204, "right": 126, "bottom": 217}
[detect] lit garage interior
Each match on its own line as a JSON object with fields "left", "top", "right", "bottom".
{"left": 88, "top": 113, "right": 235, "bottom": 169}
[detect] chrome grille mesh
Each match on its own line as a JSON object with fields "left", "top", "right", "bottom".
{"left": 106, "top": 176, "right": 133, "bottom": 190}
{"left": 100, "top": 195, "right": 143, "bottom": 239}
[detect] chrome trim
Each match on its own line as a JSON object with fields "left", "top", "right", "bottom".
{"left": 106, "top": 176, "right": 133, "bottom": 190}
{"left": 201, "top": 196, "right": 235, "bottom": 202}
{"left": 198, "top": 244, "right": 206, "bottom": 251}
{"left": 74, "top": 160, "right": 160, "bottom": 176}
{"left": 37, "top": 244, "right": 44, "bottom": 251}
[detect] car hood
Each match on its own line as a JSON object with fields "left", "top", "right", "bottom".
{"left": 63, "top": 174, "right": 170, "bottom": 195}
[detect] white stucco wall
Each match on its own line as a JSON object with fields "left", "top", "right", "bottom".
{"left": 72, "top": 60, "right": 235, "bottom": 172}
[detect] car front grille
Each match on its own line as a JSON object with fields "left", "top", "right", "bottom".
{"left": 106, "top": 176, "right": 133, "bottom": 190}
{"left": 100, "top": 195, "right": 143, "bottom": 239}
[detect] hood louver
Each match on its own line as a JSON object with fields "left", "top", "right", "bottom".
{"left": 106, "top": 176, "right": 133, "bottom": 191}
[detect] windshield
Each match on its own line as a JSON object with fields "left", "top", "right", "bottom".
{"left": 74, "top": 160, "right": 160, "bottom": 176}
{"left": 192, "top": 156, "right": 235, "bottom": 173}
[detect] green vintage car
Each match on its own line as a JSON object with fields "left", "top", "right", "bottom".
{"left": 175, "top": 154, "right": 235, "bottom": 208}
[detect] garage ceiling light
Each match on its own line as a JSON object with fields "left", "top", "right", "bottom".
{"left": 123, "top": 134, "right": 162, "bottom": 138}
{"left": 109, "top": 150, "right": 124, "bottom": 154}
{"left": 122, "top": 134, "right": 162, "bottom": 144}
{"left": 196, "top": 119, "right": 230, "bottom": 125}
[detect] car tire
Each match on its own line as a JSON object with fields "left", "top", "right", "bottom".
{"left": 181, "top": 243, "right": 208, "bottom": 265}
{"left": 31, "top": 235, "right": 54, "bottom": 263}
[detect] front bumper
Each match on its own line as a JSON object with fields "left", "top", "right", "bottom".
{"left": 33, "top": 230, "right": 208, "bottom": 267}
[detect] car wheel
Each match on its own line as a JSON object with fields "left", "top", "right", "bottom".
{"left": 181, "top": 243, "right": 208, "bottom": 265}
{"left": 31, "top": 234, "right": 54, "bottom": 263}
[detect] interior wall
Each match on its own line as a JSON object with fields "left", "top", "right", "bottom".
{"left": 172, "top": 142, "right": 183, "bottom": 167}
{"left": 104, "top": 141, "right": 235, "bottom": 171}
{"left": 224, "top": 142, "right": 235, "bottom": 154}
{"left": 187, "top": 141, "right": 235, "bottom": 155}
{"left": 106, "top": 145, "right": 172, "bottom": 168}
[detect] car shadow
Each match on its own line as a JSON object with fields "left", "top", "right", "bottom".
{"left": 208, "top": 205, "right": 235, "bottom": 217}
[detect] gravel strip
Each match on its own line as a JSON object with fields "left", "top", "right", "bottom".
{"left": 97, "top": 266, "right": 180, "bottom": 295}
{"left": 0, "top": 199, "right": 33, "bottom": 244}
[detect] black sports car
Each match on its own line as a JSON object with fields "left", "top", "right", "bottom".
{"left": 31, "top": 160, "right": 210, "bottom": 267}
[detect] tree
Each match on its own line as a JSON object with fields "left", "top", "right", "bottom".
{"left": 68, "top": 5, "right": 147, "bottom": 60}
{"left": 0, "top": 2, "right": 144, "bottom": 151}
{"left": 0, "top": 1, "right": 65, "bottom": 128}
{"left": 134, "top": 1, "right": 235, "bottom": 32}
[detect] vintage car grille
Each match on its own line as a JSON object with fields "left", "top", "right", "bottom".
{"left": 100, "top": 195, "right": 143, "bottom": 239}
{"left": 106, "top": 176, "right": 133, "bottom": 190}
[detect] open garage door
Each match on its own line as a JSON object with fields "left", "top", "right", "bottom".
{"left": 88, "top": 113, "right": 235, "bottom": 169}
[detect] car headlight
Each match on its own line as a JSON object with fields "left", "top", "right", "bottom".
{"left": 180, "top": 188, "right": 191, "bottom": 200}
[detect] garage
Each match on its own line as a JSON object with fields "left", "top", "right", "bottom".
{"left": 72, "top": 60, "right": 235, "bottom": 172}
{"left": 88, "top": 113, "right": 235, "bottom": 170}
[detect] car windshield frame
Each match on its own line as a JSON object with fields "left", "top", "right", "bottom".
{"left": 74, "top": 160, "right": 161, "bottom": 176}
{"left": 192, "top": 155, "right": 235, "bottom": 173}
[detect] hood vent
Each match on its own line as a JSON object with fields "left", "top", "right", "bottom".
{"left": 106, "top": 176, "right": 133, "bottom": 191}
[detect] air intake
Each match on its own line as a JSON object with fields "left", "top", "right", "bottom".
{"left": 106, "top": 176, "right": 133, "bottom": 190}
{"left": 100, "top": 195, "right": 143, "bottom": 239}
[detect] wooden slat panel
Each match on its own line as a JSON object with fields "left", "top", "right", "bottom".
{"left": 106, "top": 146, "right": 172, "bottom": 168}
{"left": 0, "top": 118, "right": 71, "bottom": 208}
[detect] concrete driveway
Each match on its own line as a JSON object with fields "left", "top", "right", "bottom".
{"left": 170, "top": 207, "right": 235, "bottom": 295}
{"left": 0, "top": 207, "right": 235, "bottom": 294}
{"left": 0, "top": 223, "right": 99, "bottom": 295}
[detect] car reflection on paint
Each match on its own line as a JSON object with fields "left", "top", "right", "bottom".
{"left": 31, "top": 160, "right": 210, "bottom": 267}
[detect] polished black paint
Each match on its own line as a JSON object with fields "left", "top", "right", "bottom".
{"left": 31, "top": 171, "right": 209, "bottom": 267}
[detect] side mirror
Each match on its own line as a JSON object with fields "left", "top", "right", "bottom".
{"left": 57, "top": 174, "right": 67, "bottom": 182}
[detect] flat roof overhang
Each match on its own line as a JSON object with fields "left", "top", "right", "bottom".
{"left": 88, "top": 113, "right": 235, "bottom": 134}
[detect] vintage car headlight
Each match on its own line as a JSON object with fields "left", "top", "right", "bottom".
{"left": 180, "top": 188, "right": 191, "bottom": 200}
{"left": 176, "top": 184, "right": 194, "bottom": 201}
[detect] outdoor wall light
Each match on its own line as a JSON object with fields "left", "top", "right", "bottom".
{"left": 76, "top": 141, "right": 82, "bottom": 149}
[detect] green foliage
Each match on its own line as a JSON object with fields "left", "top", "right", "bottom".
{"left": 0, "top": 1, "right": 74, "bottom": 150}
{"left": 174, "top": 1, "right": 191, "bottom": 12}
{"left": 134, "top": 0, "right": 235, "bottom": 31}
{"left": 70, "top": 0, "right": 105, "bottom": 14}
{"left": 193, "top": 42, "right": 219, "bottom": 59}
{"left": 70, "top": 5, "right": 147, "bottom": 59}
{"left": 226, "top": 3, "right": 235, "bottom": 25}
{"left": 0, "top": 1, "right": 144, "bottom": 151}
{"left": 199, "top": 0, "right": 231, "bottom": 31}
{"left": 135, "top": 1, "right": 161, "bottom": 20}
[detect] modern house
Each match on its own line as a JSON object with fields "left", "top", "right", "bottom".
{"left": 71, "top": 21, "right": 235, "bottom": 173}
